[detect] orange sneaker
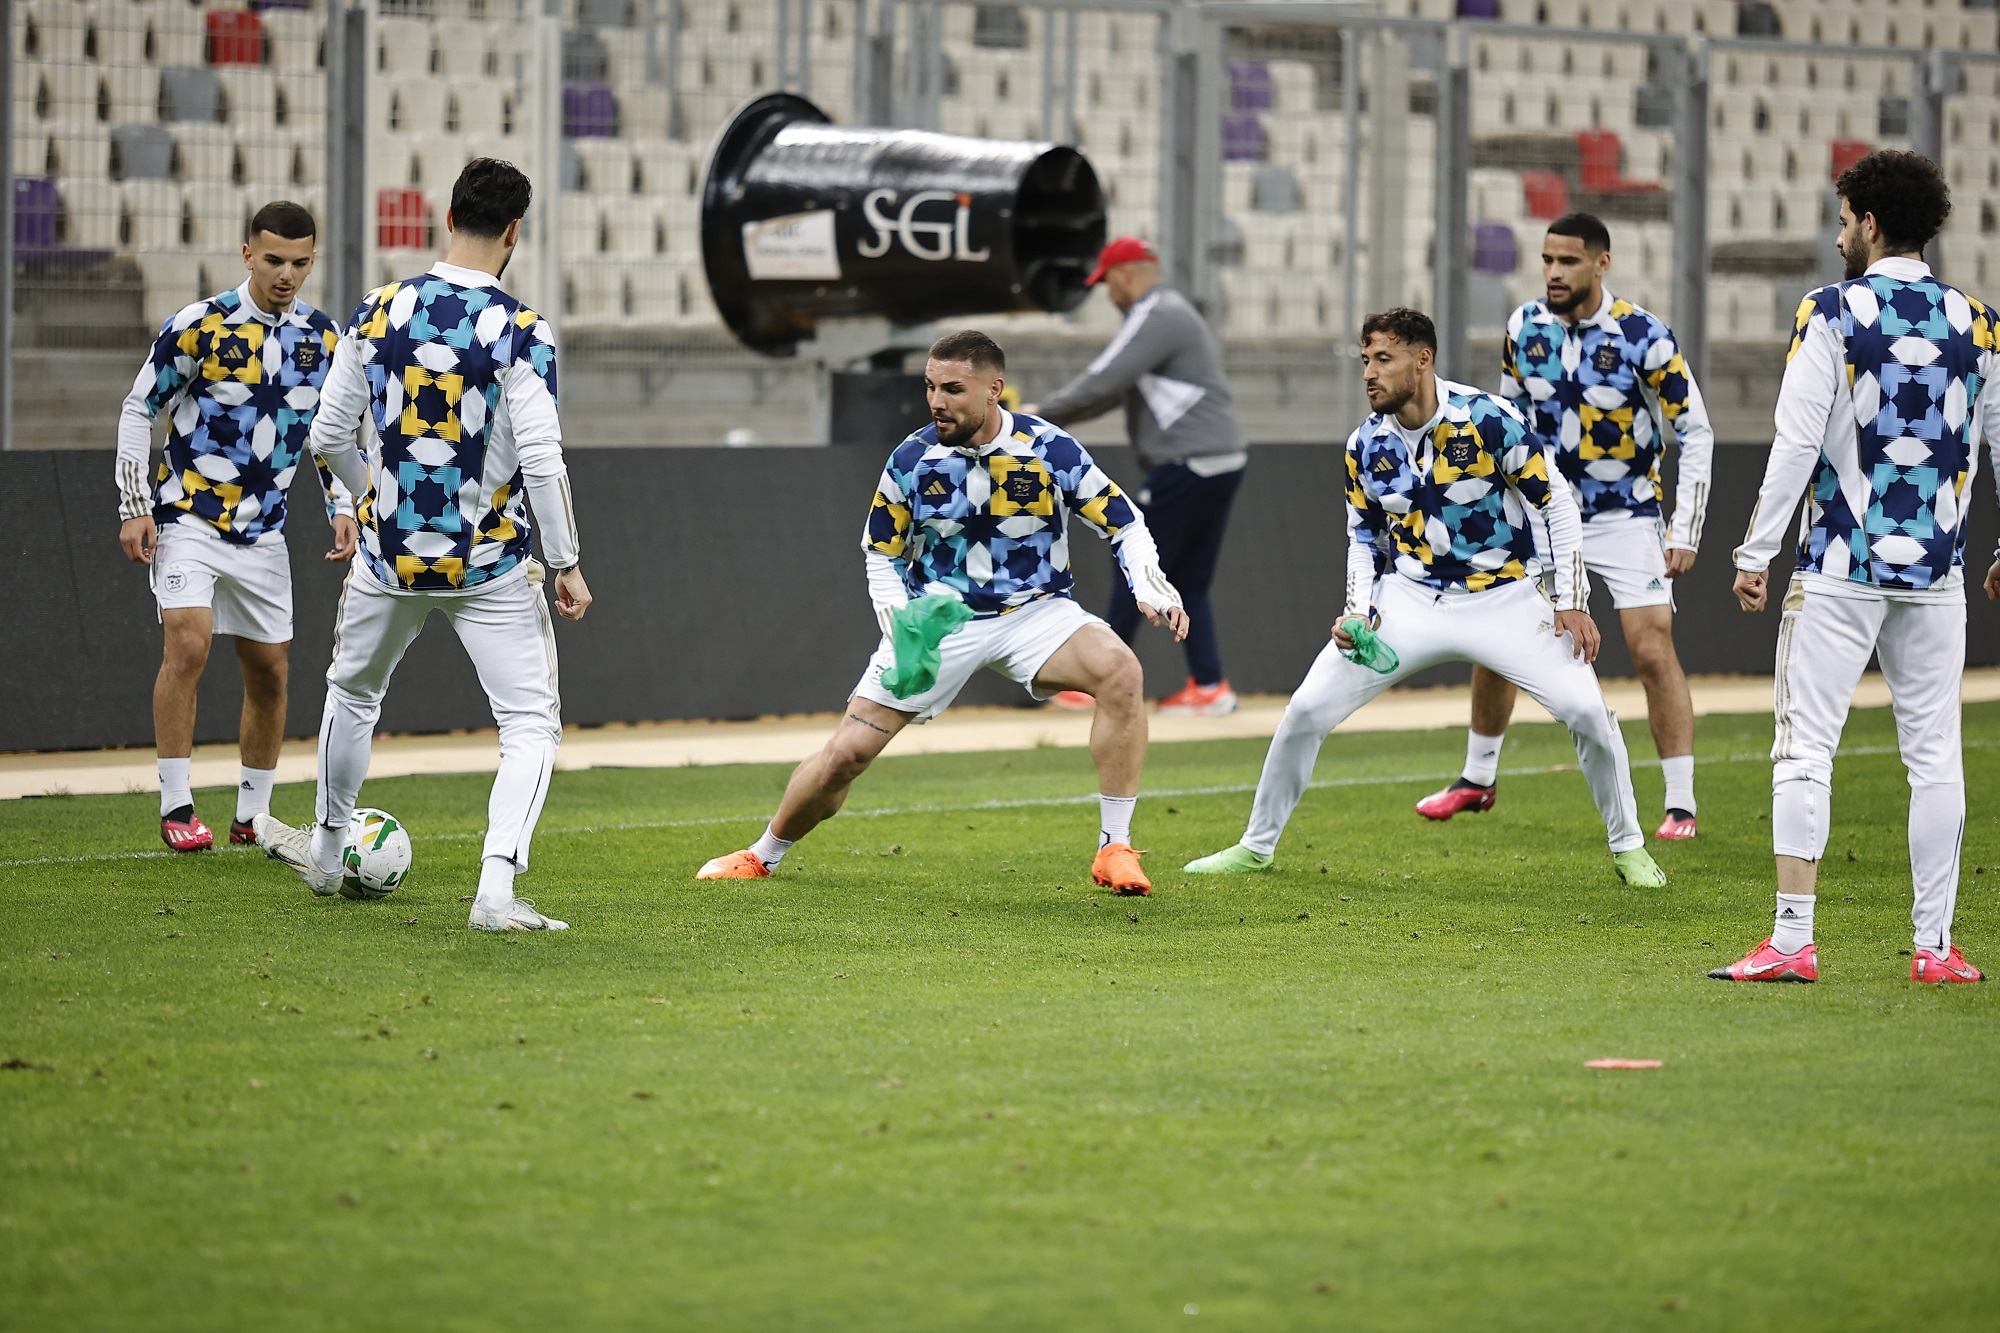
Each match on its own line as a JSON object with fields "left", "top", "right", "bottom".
{"left": 1091, "top": 842, "right": 1151, "bottom": 896}
{"left": 1912, "top": 945, "right": 1983, "bottom": 984}
{"left": 1157, "top": 677, "right": 1238, "bottom": 716}
{"left": 1049, "top": 690, "right": 1095, "bottom": 711}
{"left": 695, "top": 849, "right": 771, "bottom": 880}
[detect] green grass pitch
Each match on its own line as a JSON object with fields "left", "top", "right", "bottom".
{"left": 3, "top": 704, "right": 1997, "bottom": 1330}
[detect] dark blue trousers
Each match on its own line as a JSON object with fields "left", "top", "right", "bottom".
{"left": 1105, "top": 460, "right": 1245, "bottom": 687}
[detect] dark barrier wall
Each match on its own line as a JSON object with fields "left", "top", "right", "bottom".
{"left": 5, "top": 444, "right": 1998, "bottom": 753}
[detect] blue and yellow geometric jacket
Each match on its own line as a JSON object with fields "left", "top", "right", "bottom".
{"left": 116, "top": 282, "right": 344, "bottom": 544}
{"left": 863, "top": 411, "right": 1154, "bottom": 617}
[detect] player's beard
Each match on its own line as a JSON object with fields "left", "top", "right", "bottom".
{"left": 1367, "top": 379, "right": 1415, "bottom": 418}
{"left": 935, "top": 406, "right": 985, "bottom": 449}
{"left": 1546, "top": 279, "right": 1595, "bottom": 316}
{"left": 1839, "top": 231, "right": 1867, "bottom": 280}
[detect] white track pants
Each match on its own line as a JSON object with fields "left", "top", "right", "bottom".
{"left": 317, "top": 564, "right": 563, "bottom": 871}
{"left": 1770, "top": 577, "right": 1965, "bottom": 950}
{"left": 1243, "top": 576, "right": 1644, "bottom": 856}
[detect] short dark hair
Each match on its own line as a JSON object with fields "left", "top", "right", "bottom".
{"left": 450, "top": 158, "right": 533, "bottom": 239}
{"left": 1837, "top": 149, "right": 1950, "bottom": 253}
{"left": 1359, "top": 308, "right": 1436, "bottom": 353}
{"left": 928, "top": 329, "right": 1006, "bottom": 372}
{"left": 246, "top": 200, "right": 315, "bottom": 244}
{"left": 1546, "top": 211, "right": 1611, "bottom": 252}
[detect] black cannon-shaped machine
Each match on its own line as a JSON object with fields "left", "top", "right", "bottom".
{"left": 700, "top": 93, "right": 1108, "bottom": 440}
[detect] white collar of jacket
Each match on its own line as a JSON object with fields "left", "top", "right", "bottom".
{"left": 429, "top": 260, "right": 503, "bottom": 290}
{"left": 1525, "top": 287, "right": 1622, "bottom": 334}
{"left": 227, "top": 280, "right": 310, "bottom": 329}
{"left": 961, "top": 408, "right": 1017, "bottom": 455}
{"left": 1864, "top": 255, "right": 1932, "bottom": 282}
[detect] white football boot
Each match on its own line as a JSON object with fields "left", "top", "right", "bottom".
{"left": 251, "top": 813, "right": 344, "bottom": 897}
{"left": 468, "top": 897, "right": 570, "bottom": 931}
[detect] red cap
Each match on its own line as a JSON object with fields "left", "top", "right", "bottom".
{"left": 1084, "top": 236, "right": 1159, "bottom": 286}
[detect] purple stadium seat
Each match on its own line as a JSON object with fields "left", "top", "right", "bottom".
{"left": 1457, "top": 0, "right": 1501, "bottom": 17}
{"left": 1228, "top": 60, "right": 1272, "bottom": 112}
{"left": 1221, "top": 112, "right": 1265, "bottom": 162}
{"left": 564, "top": 84, "right": 618, "bottom": 139}
{"left": 14, "top": 177, "right": 59, "bottom": 249}
{"left": 1472, "top": 222, "right": 1517, "bottom": 274}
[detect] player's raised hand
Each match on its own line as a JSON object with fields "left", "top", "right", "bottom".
{"left": 326, "top": 514, "right": 359, "bottom": 561}
{"left": 554, "top": 565, "right": 593, "bottom": 621}
{"left": 1985, "top": 561, "right": 2000, "bottom": 602}
{"left": 1665, "top": 547, "right": 1696, "bottom": 578}
{"left": 119, "top": 515, "right": 157, "bottom": 564}
{"left": 1732, "top": 568, "right": 1768, "bottom": 613}
{"left": 1138, "top": 601, "right": 1189, "bottom": 642}
{"left": 1553, "top": 609, "right": 1599, "bottom": 662}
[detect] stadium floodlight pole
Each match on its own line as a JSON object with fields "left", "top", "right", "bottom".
{"left": 1340, "top": 23, "right": 1361, "bottom": 428}
{"left": 0, "top": 0, "right": 13, "bottom": 451}
{"left": 531, "top": 0, "right": 563, "bottom": 349}
{"left": 1431, "top": 23, "right": 1470, "bottom": 385}
{"left": 1911, "top": 48, "right": 1949, "bottom": 278}
{"left": 323, "top": 0, "right": 369, "bottom": 327}
{"left": 1668, "top": 34, "right": 1709, "bottom": 384}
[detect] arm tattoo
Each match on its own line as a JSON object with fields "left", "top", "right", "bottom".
{"left": 846, "top": 712, "right": 893, "bottom": 735}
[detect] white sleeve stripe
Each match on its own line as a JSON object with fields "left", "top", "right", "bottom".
{"left": 1083, "top": 290, "right": 1161, "bottom": 376}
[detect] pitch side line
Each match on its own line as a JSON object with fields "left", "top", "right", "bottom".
{"left": 2, "top": 739, "right": 1982, "bottom": 872}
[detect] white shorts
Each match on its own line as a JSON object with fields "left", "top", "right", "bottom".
{"left": 152, "top": 522, "right": 293, "bottom": 643}
{"left": 1531, "top": 514, "right": 1672, "bottom": 611}
{"left": 851, "top": 596, "right": 1098, "bottom": 723}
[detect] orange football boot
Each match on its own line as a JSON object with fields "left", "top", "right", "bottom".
{"left": 696, "top": 850, "right": 771, "bottom": 880}
{"left": 1091, "top": 842, "right": 1151, "bottom": 896}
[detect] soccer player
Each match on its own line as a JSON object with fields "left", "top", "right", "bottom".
{"left": 1414, "top": 213, "right": 1714, "bottom": 839}
{"left": 1714, "top": 150, "right": 1997, "bottom": 985}
{"left": 1022, "top": 236, "right": 1248, "bottom": 716}
{"left": 115, "top": 201, "right": 355, "bottom": 851}
{"left": 252, "top": 159, "right": 593, "bottom": 932}
{"left": 694, "top": 329, "right": 1189, "bottom": 895}
{"left": 1183, "top": 309, "right": 1663, "bottom": 887}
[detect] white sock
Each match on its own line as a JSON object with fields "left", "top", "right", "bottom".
{"left": 750, "top": 825, "right": 796, "bottom": 869}
{"left": 1772, "top": 892, "right": 1815, "bottom": 955}
{"left": 1099, "top": 794, "right": 1137, "bottom": 848}
{"left": 1463, "top": 731, "right": 1504, "bottom": 787}
{"left": 235, "top": 765, "right": 277, "bottom": 822}
{"left": 475, "top": 855, "right": 516, "bottom": 908}
{"left": 310, "top": 820, "right": 346, "bottom": 877}
{"left": 158, "top": 757, "right": 193, "bottom": 817}
{"left": 1661, "top": 754, "right": 1696, "bottom": 814}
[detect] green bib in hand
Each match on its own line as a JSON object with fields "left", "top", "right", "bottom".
{"left": 1337, "top": 617, "right": 1400, "bottom": 674}
{"left": 880, "top": 594, "right": 976, "bottom": 699}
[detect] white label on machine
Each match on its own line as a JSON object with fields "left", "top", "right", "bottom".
{"left": 742, "top": 210, "right": 842, "bottom": 281}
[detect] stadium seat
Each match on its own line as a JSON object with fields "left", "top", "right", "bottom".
{"left": 572, "top": 138, "right": 635, "bottom": 194}
{"left": 147, "top": 6, "right": 209, "bottom": 67}
{"left": 170, "top": 123, "right": 234, "bottom": 182}
{"left": 258, "top": 8, "right": 321, "bottom": 72}
{"left": 137, "top": 251, "right": 208, "bottom": 330}
{"left": 405, "top": 137, "right": 471, "bottom": 192}
{"left": 204, "top": 9, "right": 264, "bottom": 66}
{"left": 450, "top": 80, "right": 508, "bottom": 136}
{"left": 184, "top": 184, "right": 246, "bottom": 249}
{"left": 14, "top": 175, "right": 62, "bottom": 252}
{"left": 563, "top": 255, "right": 618, "bottom": 322}
{"left": 57, "top": 175, "right": 120, "bottom": 248}
{"left": 109, "top": 123, "right": 174, "bottom": 180}
{"left": 377, "top": 188, "right": 431, "bottom": 250}
{"left": 381, "top": 78, "right": 447, "bottom": 134}
{"left": 1521, "top": 170, "right": 1569, "bottom": 220}
{"left": 275, "top": 70, "right": 324, "bottom": 128}
{"left": 46, "top": 120, "right": 110, "bottom": 178}
{"left": 86, "top": 1, "right": 150, "bottom": 66}
{"left": 217, "top": 69, "right": 277, "bottom": 126}
{"left": 121, "top": 180, "right": 184, "bottom": 249}
{"left": 615, "top": 86, "right": 671, "bottom": 139}
{"left": 159, "top": 66, "right": 223, "bottom": 123}
{"left": 564, "top": 83, "right": 619, "bottom": 137}
{"left": 234, "top": 132, "right": 294, "bottom": 189}
{"left": 375, "top": 16, "right": 435, "bottom": 77}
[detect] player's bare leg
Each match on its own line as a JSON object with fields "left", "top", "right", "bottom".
{"left": 697, "top": 699, "right": 912, "bottom": 879}
{"left": 1035, "top": 622, "right": 1156, "bottom": 894}
{"left": 1621, "top": 605, "right": 1697, "bottom": 838}
{"left": 155, "top": 607, "right": 214, "bottom": 850}
{"left": 231, "top": 637, "right": 288, "bottom": 843}
{"left": 1416, "top": 664, "right": 1515, "bottom": 821}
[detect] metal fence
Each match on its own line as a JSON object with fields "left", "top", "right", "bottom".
{"left": 5, "top": 0, "right": 2000, "bottom": 448}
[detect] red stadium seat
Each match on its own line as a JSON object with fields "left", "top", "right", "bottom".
{"left": 1522, "top": 171, "right": 1569, "bottom": 220}
{"left": 377, "top": 189, "right": 431, "bottom": 250}
{"left": 205, "top": 10, "right": 264, "bottom": 67}
{"left": 1829, "top": 139, "right": 1871, "bottom": 182}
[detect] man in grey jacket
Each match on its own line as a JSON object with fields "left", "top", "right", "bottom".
{"left": 1025, "top": 237, "right": 1247, "bottom": 715}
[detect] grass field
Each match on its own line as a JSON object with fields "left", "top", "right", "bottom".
{"left": 3, "top": 703, "right": 1998, "bottom": 1330}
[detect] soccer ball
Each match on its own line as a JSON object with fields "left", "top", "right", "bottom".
{"left": 341, "top": 808, "right": 412, "bottom": 900}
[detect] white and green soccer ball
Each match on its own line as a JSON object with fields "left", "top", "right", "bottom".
{"left": 341, "top": 808, "right": 412, "bottom": 901}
